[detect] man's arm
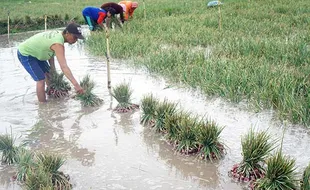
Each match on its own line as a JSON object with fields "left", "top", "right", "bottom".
{"left": 48, "top": 57, "right": 56, "bottom": 72}
{"left": 120, "top": 12, "right": 125, "bottom": 23}
{"left": 97, "top": 12, "right": 108, "bottom": 30}
{"left": 50, "top": 43, "right": 84, "bottom": 93}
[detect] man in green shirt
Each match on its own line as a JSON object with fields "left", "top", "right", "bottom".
{"left": 17, "top": 23, "right": 85, "bottom": 103}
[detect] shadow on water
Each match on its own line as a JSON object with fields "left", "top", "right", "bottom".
{"left": 0, "top": 165, "right": 16, "bottom": 189}
{"left": 112, "top": 111, "right": 136, "bottom": 134}
{"left": 25, "top": 100, "right": 97, "bottom": 167}
{"left": 142, "top": 127, "right": 221, "bottom": 189}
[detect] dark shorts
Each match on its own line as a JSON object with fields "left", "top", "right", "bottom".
{"left": 17, "top": 50, "right": 50, "bottom": 81}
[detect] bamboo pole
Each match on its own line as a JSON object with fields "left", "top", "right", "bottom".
{"left": 7, "top": 11, "right": 10, "bottom": 39}
{"left": 218, "top": 0, "right": 222, "bottom": 31}
{"left": 143, "top": 0, "right": 146, "bottom": 19}
{"left": 44, "top": 15, "right": 47, "bottom": 31}
{"left": 105, "top": 30, "right": 111, "bottom": 89}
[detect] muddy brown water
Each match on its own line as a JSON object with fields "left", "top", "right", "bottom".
{"left": 0, "top": 29, "right": 309, "bottom": 190}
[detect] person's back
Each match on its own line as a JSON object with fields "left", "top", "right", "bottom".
{"left": 101, "top": 2, "right": 125, "bottom": 23}
{"left": 101, "top": 2, "right": 123, "bottom": 13}
{"left": 82, "top": 7, "right": 107, "bottom": 21}
{"left": 18, "top": 31, "right": 64, "bottom": 61}
{"left": 82, "top": 6, "right": 110, "bottom": 31}
{"left": 119, "top": 1, "right": 138, "bottom": 21}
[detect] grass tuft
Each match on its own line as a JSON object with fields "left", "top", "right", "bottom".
{"left": 301, "top": 163, "right": 310, "bottom": 190}
{"left": 75, "top": 75, "right": 103, "bottom": 107}
{"left": 111, "top": 82, "right": 139, "bottom": 113}
{"left": 46, "top": 71, "right": 71, "bottom": 98}
{"left": 196, "top": 120, "right": 225, "bottom": 161}
{"left": 254, "top": 151, "right": 298, "bottom": 190}
{"left": 0, "top": 131, "right": 23, "bottom": 165}
{"left": 153, "top": 99, "right": 177, "bottom": 133}
{"left": 140, "top": 94, "right": 159, "bottom": 126}
{"left": 230, "top": 128, "right": 275, "bottom": 183}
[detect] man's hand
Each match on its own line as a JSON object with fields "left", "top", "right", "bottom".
{"left": 75, "top": 85, "right": 85, "bottom": 94}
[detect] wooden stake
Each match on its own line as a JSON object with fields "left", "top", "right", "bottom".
{"left": 105, "top": 30, "right": 111, "bottom": 89}
{"left": 7, "top": 11, "right": 10, "bottom": 39}
{"left": 218, "top": 0, "right": 222, "bottom": 31}
{"left": 44, "top": 15, "right": 47, "bottom": 31}
{"left": 143, "top": 0, "right": 146, "bottom": 19}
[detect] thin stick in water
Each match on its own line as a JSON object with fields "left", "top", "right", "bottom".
{"left": 44, "top": 15, "right": 47, "bottom": 31}
{"left": 7, "top": 11, "right": 10, "bottom": 39}
{"left": 105, "top": 30, "right": 111, "bottom": 89}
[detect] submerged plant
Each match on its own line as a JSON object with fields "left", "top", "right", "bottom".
{"left": 140, "top": 94, "right": 159, "bottom": 126}
{"left": 153, "top": 99, "right": 177, "bottom": 133}
{"left": 0, "top": 131, "right": 22, "bottom": 165}
{"left": 301, "top": 163, "right": 310, "bottom": 190}
{"left": 253, "top": 151, "right": 298, "bottom": 190}
{"left": 229, "top": 128, "right": 275, "bottom": 183}
{"left": 111, "top": 82, "right": 139, "bottom": 113}
{"left": 196, "top": 120, "right": 225, "bottom": 161}
{"left": 75, "top": 75, "right": 103, "bottom": 107}
{"left": 46, "top": 71, "right": 71, "bottom": 98}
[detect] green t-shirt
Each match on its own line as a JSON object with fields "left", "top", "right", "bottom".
{"left": 18, "top": 31, "right": 64, "bottom": 61}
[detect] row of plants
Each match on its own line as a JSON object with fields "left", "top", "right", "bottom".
{"left": 229, "top": 128, "right": 310, "bottom": 190}
{"left": 137, "top": 91, "right": 310, "bottom": 189}
{"left": 0, "top": 131, "right": 71, "bottom": 189}
{"left": 0, "top": 14, "right": 82, "bottom": 34}
{"left": 140, "top": 94, "right": 225, "bottom": 160}
{"left": 47, "top": 71, "right": 141, "bottom": 111}
{"left": 47, "top": 71, "right": 103, "bottom": 107}
{"left": 109, "top": 83, "right": 310, "bottom": 189}
{"left": 2, "top": 81, "right": 310, "bottom": 189}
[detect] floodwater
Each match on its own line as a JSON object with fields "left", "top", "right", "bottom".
{"left": 0, "top": 29, "right": 309, "bottom": 190}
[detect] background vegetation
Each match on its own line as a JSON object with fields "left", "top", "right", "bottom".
{"left": 1, "top": 0, "right": 309, "bottom": 126}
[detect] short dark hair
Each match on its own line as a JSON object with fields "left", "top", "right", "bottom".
{"left": 106, "top": 7, "right": 116, "bottom": 16}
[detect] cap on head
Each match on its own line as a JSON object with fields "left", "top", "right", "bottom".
{"left": 132, "top": 2, "right": 138, "bottom": 8}
{"left": 65, "top": 23, "right": 84, "bottom": 39}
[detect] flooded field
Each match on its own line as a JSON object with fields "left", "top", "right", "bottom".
{"left": 0, "top": 29, "right": 309, "bottom": 190}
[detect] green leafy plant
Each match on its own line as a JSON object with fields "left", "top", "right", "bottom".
{"left": 0, "top": 131, "right": 22, "bottom": 165}
{"left": 254, "top": 151, "right": 298, "bottom": 190}
{"left": 24, "top": 166, "right": 54, "bottom": 190}
{"left": 111, "top": 82, "right": 139, "bottom": 113}
{"left": 36, "top": 152, "right": 71, "bottom": 189}
{"left": 75, "top": 75, "right": 103, "bottom": 107}
{"left": 196, "top": 120, "right": 225, "bottom": 161}
{"left": 230, "top": 129, "right": 275, "bottom": 183}
{"left": 153, "top": 99, "right": 177, "bottom": 133}
{"left": 164, "top": 111, "right": 185, "bottom": 145}
{"left": 301, "top": 163, "right": 310, "bottom": 190}
{"left": 174, "top": 114, "right": 199, "bottom": 154}
{"left": 140, "top": 94, "right": 159, "bottom": 126}
{"left": 15, "top": 148, "right": 36, "bottom": 182}
{"left": 46, "top": 71, "right": 71, "bottom": 98}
